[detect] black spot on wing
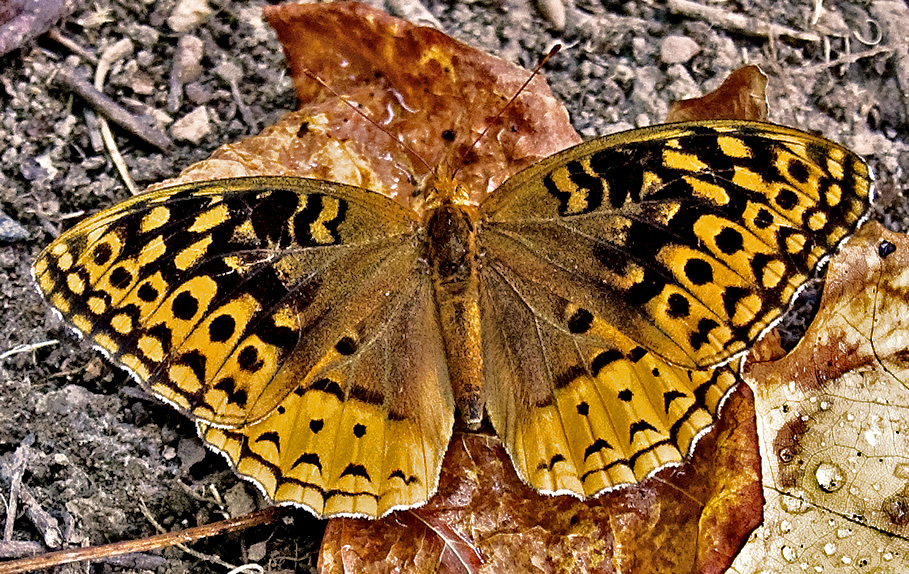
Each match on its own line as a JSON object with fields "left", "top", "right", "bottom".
{"left": 255, "top": 431, "right": 280, "bottom": 452}
{"left": 584, "top": 438, "right": 613, "bottom": 460}
{"left": 629, "top": 420, "right": 659, "bottom": 442}
{"left": 340, "top": 463, "right": 371, "bottom": 481}
{"left": 291, "top": 452, "right": 322, "bottom": 473}
{"left": 310, "top": 378, "right": 343, "bottom": 401}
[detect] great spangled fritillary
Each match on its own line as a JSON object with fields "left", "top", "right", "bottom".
{"left": 33, "top": 120, "right": 873, "bottom": 518}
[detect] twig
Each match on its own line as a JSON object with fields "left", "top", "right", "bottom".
{"left": 138, "top": 499, "right": 238, "bottom": 570}
{"left": 0, "top": 506, "right": 282, "bottom": 574}
{"left": 96, "top": 39, "right": 140, "bottom": 195}
{"left": 18, "top": 488, "right": 62, "bottom": 549}
{"left": 667, "top": 0, "right": 821, "bottom": 42}
{"left": 53, "top": 68, "right": 173, "bottom": 152}
{"left": 799, "top": 45, "right": 892, "bottom": 73}
{"left": 0, "top": 0, "right": 77, "bottom": 58}
{"left": 0, "top": 541, "right": 44, "bottom": 560}
{"left": 214, "top": 61, "right": 256, "bottom": 131}
{"left": 1, "top": 438, "right": 35, "bottom": 543}
{"left": 46, "top": 28, "right": 98, "bottom": 64}
{"left": 0, "top": 340, "right": 58, "bottom": 361}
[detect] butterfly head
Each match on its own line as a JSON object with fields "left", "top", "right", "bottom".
{"left": 421, "top": 173, "right": 472, "bottom": 215}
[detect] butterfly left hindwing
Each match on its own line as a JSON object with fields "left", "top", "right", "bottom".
{"left": 34, "top": 176, "right": 455, "bottom": 518}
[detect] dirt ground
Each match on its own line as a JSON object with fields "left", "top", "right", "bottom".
{"left": 0, "top": 0, "right": 906, "bottom": 572}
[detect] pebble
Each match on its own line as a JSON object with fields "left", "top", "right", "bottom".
{"left": 175, "top": 35, "right": 204, "bottom": 84}
{"left": 167, "top": 0, "right": 212, "bottom": 33}
{"left": 224, "top": 482, "right": 257, "bottom": 517}
{"left": 247, "top": 541, "right": 268, "bottom": 562}
{"left": 171, "top": 106, "right": 211, "bottom": 144}
{"left": 184, "top": 82, "right": 212, "bottom": 105}
{"left": 660, "top": 35, "right": 701, "bottom": 65}
{"left": 176, "top": 438, "right": 206, "bottom": 471}
{"left": 0, "top": 209, "right": 29, "bottom": 242}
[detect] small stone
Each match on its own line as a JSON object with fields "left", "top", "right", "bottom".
{"left": 0, "top": 210, "right": 29, "bottom": 242}
{"left": 660, "top": 35, "right": 701, "bottom": 64}
{"left": 176, "top": 438, "right": 206, "bottom": 471}
{"left": 224, "top": 482, "right": 256, "bottom": 517}
{"left": 162, "top": 445, "right": 177, "bottom": 461}
{"left": 167, "top": 0, "right": 212, "bottom": 33}
{"left": 171, "top": 106, "right": 211, "bottom": 144}
{"left": 247, "top": 541, "right": 268, "bottom": 562}
{"left": 131, "top": 73, "right": 156, "bottom": 96}
{"left": 127, "top": 23, "right": 160, "bottom": 48}
{"left": 175, "top": 35, "right": 204, "bottom": 84}
{"left": 184, "top": 82, "right": 212, "bottom": 105}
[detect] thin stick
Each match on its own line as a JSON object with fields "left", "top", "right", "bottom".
{"left": 0, "top": 340, "right": 58, "bottom": 361}
{"left": 0, "top": 506, "right": 283, "bottom": 574}
{"left": 96, "top": 40, "right": 140, "bottom": 195}
{"left": 667, "top": 0, "right": 821, "bottom": 42}
{"left": 46, "top": 28, "right": 98, "bottom": 65}
{"left": 53, "top": 69, "right": 173, "bottom": 152}
{"left": 799, "top": 45, "right": 892, "bottom": 73}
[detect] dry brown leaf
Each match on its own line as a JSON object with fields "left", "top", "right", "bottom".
{"left": 666, "top": 65, "right": 769, "bottom": 122}
{"left": 731, "top": 222, "right": 909, "bottom": 573}
{"left": 151, "top": 1, "right": 581, "bottom": 207}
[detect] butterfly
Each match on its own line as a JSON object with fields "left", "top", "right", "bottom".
{"left": 33, "top": 119, "right": 874, "bottom": 518}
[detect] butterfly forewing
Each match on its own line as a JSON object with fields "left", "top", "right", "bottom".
{"left": 34, "top": 176, "right": 455, "bottom": 517}
{"left": 477, "top": 120, "right": 873, "bottom": 496}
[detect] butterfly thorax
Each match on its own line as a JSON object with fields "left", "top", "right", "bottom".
{"left": 424, "top": 179, "right": 485, "bottom": 430}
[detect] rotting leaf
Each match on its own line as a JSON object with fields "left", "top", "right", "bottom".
{"left": 730, "top": 222, "right": 909, "bottom": 573}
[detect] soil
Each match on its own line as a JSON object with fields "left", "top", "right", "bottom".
{"left": 0, "top": 0, "right": 906, "bottom": 573}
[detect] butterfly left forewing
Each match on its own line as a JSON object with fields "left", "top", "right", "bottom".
{"left": 477, "top": 120, "right": 873, "bottom": 496}
{"left": 34, "top": 176, "right": 455, "bottom": 518}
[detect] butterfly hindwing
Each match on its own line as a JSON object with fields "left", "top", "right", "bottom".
{"left": 199, "top": 273, "right": 453, "bottom": 517}
{"left": 477, "top": 120, "right": 873, "bottom": 496}
{"left": 34, "top": 176, "right": 455, "bottom": 517}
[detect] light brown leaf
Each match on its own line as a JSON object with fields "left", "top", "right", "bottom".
{"left": 732, "top": 222, "right": 909, "bottom": 573}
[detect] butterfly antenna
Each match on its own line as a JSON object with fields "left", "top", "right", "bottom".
{"left": 450, "top": 44, "right": 562, "bottom": 181}
{"left": 299, "top": 66, "right": 436, "bottom": 176}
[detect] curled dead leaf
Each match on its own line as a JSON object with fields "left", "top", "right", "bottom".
{"left": 666, "top": 65, "right": 769, "bottom": 123}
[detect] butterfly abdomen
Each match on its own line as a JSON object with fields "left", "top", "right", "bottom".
{"left": 426, "top": 199, "right": 485, "bottom": 430}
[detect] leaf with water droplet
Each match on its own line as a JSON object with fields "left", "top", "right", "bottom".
{"left": 732, "top": 222, "right": 909, "bottom": 573}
